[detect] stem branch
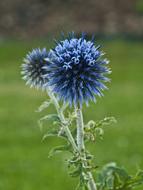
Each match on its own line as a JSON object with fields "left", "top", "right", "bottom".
{"left": 47, "top": 89, "right": 78, "bottom": 152}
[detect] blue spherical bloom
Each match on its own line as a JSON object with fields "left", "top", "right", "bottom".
{"left": 21, "top": 48, "right": 50, "bottom": 89}
{"left": 44, "top": 33, "right": 111, "bottom": 106}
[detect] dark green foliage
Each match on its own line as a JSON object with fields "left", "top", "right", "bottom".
{"left": 97, "top": 163, "right": 143, "bottom": 190}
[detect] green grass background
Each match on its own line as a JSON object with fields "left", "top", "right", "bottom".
{"left": 0, "top": 40, "right": 143, "bottom": 190}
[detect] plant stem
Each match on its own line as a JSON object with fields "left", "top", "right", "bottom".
{"left": 47, "top": 88, "right": 78, "bottom": 153}
{"left": 76, "top": 107, "right": 97, "bottom": 190}
{"left": 47, "top": 88, "right": 97, "bottom": 190}
{"left": 76, "top": 108, "right": 85, "bottom": 151}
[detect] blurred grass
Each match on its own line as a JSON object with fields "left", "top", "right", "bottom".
{"left": 0, "top": 39, "right": 143, "bottom": 190}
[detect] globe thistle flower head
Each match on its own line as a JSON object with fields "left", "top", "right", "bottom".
{"left": 45, "top": 33, "right": 111, "bottom": 107}
{"left": 21, "top": 48, "right": 50, "bottom": 89}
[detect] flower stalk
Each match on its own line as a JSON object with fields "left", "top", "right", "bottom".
{"left": 76, "top": 108, "right": 85, "bottom": 151}
{"left": 76, "top": 107, "right": 97, "bottom": 190}
{"left": 47, "top": 88, "right": 78, "bottom": 153}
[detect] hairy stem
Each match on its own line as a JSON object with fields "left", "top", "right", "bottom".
{"left": 76, "top": 108, "right": 85, "bottom": 151}
{"left": 76, "top": 107, "right": 97, "bottom": 190}
{"left": 47, "top": 89, "right": 78, "bottom": 152}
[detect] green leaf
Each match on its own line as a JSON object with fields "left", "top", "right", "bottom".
{"left": 95, "top": 117, "right": 117, "bottom": 128}
{"left": 42, "top": 130, "right": 68, "bottom": 142}
{"left": 84, "top": 184, "right": 88, "bottom": 190}
{"left": 38, "top": 114, "right": 60, "bottom": 130}
{"left": 126, "top": 170, "right": 143, "bottom": 189}
{"left": 36, "top": 100, "right": 51, "bottom": 112}
{"left": 76, "top": 183, "right": 84, "bottom": 190}
{"left": 106, "top": 175, "right": 114, "bottom": 189}
{"left": 97, "top": 162, "right": 143, "bottom": 190}
{"left": 67, "top": 111, "right": 77, "bottom": 126}
{"left": 69, "top": 167, "right": 81, "bottom": 178}
{"left": 48, "top": 144, "right": 71, "bottom": 158}
{"left": 84, "top": 120, "right": 95, "bottom": 131}
{"left": 42, "top": 130, "right": 58, "bottom": 141}
{"left": 95, "top": 127, "right": 104, "bottom": 138}
{"left": 76, "top": 182, "right": 88, "bottom": 190}
{"left": 84, "top": 117, "right": 117, "bottom": 142}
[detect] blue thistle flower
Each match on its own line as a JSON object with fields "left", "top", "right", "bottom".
{"left": 21, "top": 48, "right": 50, "bottom": 89}
{"left": 44, "top": 33, "right": 111, "bottom": 106}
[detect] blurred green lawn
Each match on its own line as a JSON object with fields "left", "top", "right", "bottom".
{"left": 0, "top": 40, "right": 143, "bottom": 190}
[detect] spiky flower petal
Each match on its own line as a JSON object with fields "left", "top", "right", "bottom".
{"left": 21, "top": 48, "right": 50, "bottom": 89}
{"left": 44, "top": 33, "right": 111, "bottom": 106}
